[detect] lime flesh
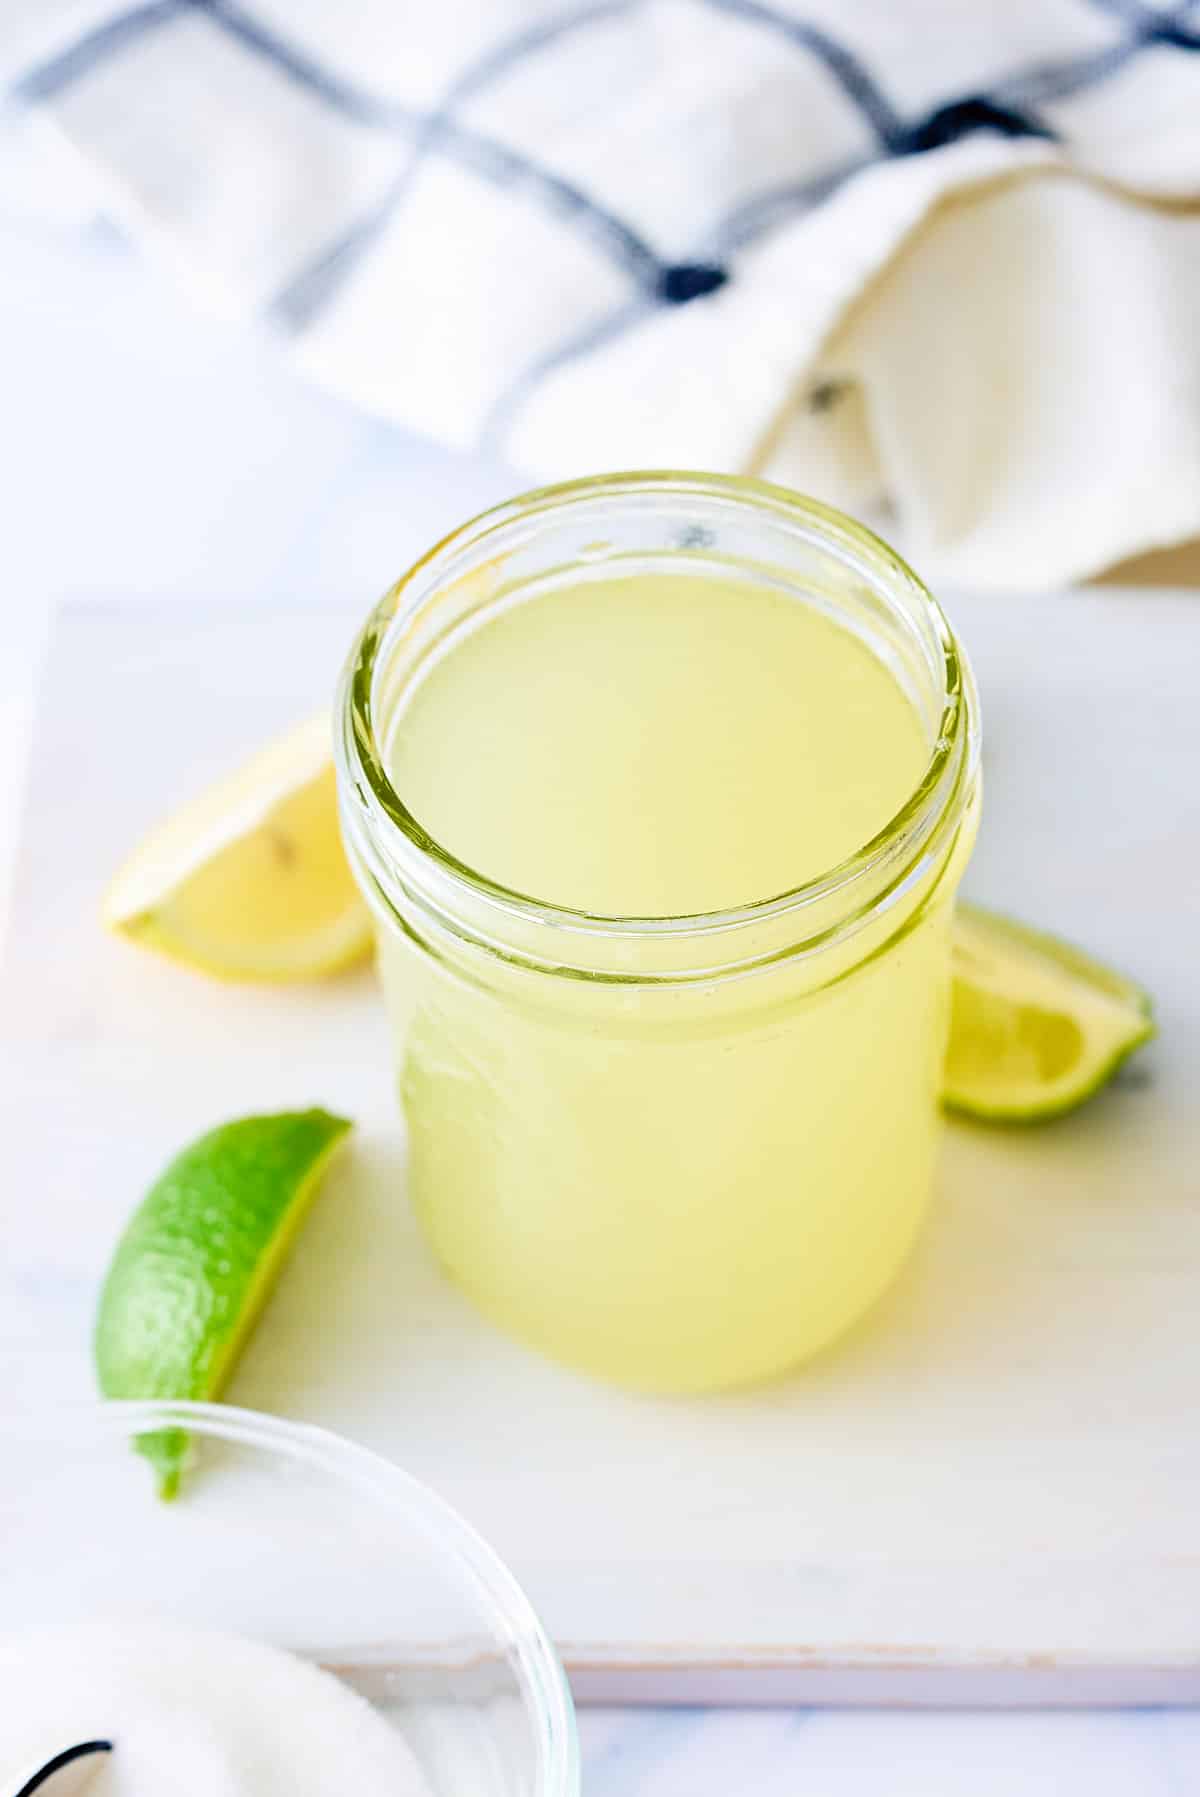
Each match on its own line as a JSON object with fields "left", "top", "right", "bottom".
{"left": 945, "top": 903, "right": 1154, "bottom": 1122}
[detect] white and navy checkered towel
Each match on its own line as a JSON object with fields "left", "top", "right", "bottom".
{"left": 6, "top": 0, "right": 1200, "bottom": 588}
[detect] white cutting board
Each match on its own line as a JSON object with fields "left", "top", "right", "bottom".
{"left": 1, "top": 592, "right": 1198, "bottom": 1706}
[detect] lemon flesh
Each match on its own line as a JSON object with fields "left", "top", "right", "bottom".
{"left": 945, "top": 903, "right": 1154, "bottom": 1122}
{"left": 94, "top": 1109, "right": 352, "bottom": 1496}
{"left": 103, "top": 715, "right": 371, "bottom": 981}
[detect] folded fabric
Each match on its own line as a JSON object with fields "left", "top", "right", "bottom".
{"left": 5, "top": 0, "right": 1200, "bottom": 588}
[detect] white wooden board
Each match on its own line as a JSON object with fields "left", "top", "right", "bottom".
{"left": 1, "top": 592, "right": 1198, "bottom": 1705}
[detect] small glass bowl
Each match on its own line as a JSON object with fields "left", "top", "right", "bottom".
{"left": 0, "top": 1400, "right": 579, "bottom": 1797}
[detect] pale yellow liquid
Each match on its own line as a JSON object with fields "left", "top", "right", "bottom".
{"left": 378, "top": 572, "right": 963, "bottom": 1389}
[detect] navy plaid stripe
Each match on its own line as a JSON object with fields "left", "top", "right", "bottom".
{"left": 709, "top": 155, "right": 869, "bottom": 257}
{"left": 1088, "top": 0, "right": 1188, "bottom": 25}
{"left": 190, "top": 0, "right": 413, "bottom": 129}
{"left": 480, "top": 297, "right": 658, "bottom": 448}
{"left": 197, "top": 0, "right": 667, "bottom": 303}
{"left": 998, "top": 0, "right": 1200, "bottom": 106}
{"left": 10, "top": 0, "right": 1200, "bottom": 442}
{"left": 271, "top": 0, "right": 645, "bottom": 330}
{"left": 13, "top": 0, "right": 182, "bottom": 102}
{"left": 697, "top": 0, "right": 904, "bottom": 146}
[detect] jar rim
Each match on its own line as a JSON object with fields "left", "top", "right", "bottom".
{"left": 336, "top": 471, "right": 979, "bottom": 970}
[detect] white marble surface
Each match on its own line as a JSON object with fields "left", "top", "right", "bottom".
{"left": 3, "top": 222, "right": 1200, "bottom": 1792}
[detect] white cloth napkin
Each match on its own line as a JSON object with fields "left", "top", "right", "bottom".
{"left": 6, "top": 0, "right": 1200, "bottom": 589}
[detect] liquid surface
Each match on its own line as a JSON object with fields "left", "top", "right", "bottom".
{"left": 386, "top": 572, "right": 929, "bottom": 914}
{"left": 0, "top": 1621, "right": 432, "bottom": 1797}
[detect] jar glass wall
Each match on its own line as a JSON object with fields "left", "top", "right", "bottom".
{"left": 336, "top": 474, "right": 980, "bottom": 1392}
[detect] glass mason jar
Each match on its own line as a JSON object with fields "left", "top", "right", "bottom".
{"left": 336, "top": 474, "right": 980, "bottom": 1393}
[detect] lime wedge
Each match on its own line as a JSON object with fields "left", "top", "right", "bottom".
{"left": 95, "top": 1109, "right": 352, "bottom": 1496}
{"left": 103, "top": 715, "right": 371, "bottom": 982}
{"left": 945, "top": 903, "right": 1155, "bottom": 1122}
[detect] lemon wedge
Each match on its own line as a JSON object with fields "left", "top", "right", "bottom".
{"left": 103, "top": 715, "right": 372, "bottom": 981}
{"left": 945, "top": 902, "right": 1155, "bottom": 1122}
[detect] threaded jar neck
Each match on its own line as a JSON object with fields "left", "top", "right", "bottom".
{"left": 336, "top": 472, "right": 979, "bottom": 987}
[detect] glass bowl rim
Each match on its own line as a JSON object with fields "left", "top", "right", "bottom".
{"left": 0, "top": 1398, "right": 580, "bottom": 1797}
